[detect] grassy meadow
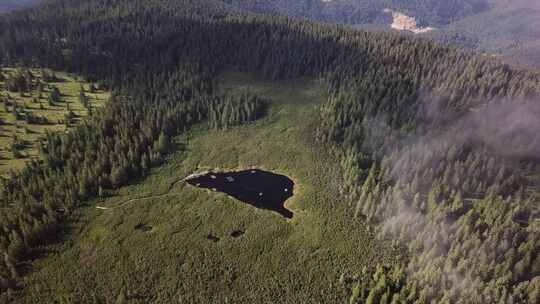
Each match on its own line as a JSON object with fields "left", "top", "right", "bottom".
{"left": 0, "top": 67, "right": 109, "bottom": 175}
{"left": 13, "top": 73, "right": 400, "bottom": 303}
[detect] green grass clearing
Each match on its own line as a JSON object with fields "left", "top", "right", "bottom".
{"left": 0, "top": 67, "right": 110, "bottom": 175}
{"left": 16, "top": 72, "right": 398, "bottom": 303}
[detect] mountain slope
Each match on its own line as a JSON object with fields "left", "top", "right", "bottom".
{"left": 442, "top": 0, "right": 540, "bottom": 68}
{"left": 0, "top": 0, "right": 538, "bottom": 303}
{"left": 225, "top": 0, "right": 540, "bottom": 67}
{"left": 224, "top": 0, "right": 490, "bottom": 26}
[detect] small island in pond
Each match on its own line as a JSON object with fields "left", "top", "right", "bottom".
{"left": 185, "top": 169, "right": 294, "bottom": 218}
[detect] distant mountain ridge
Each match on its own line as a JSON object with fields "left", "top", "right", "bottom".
{"left": 224, "top": 0, "right": 540, "bottom": 68}
{"left": 0, "top": 0, "right": 41, "bottom": 12}
{"left": 440, "top": 0, "right": 540, "bottom": 68}
{"left": 4, "top": 0, "right": 538, "bottom": 67}
{"left": 223, "top": 0, "right": 491, "bottom": 27}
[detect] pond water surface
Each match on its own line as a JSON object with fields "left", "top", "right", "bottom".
{"left": 185, "top": 169, "right": 294, "bottom": 218}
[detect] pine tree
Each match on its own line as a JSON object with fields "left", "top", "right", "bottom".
{"left": 49, "top": 87, "right": 61, "bottom": 103}
{"left": 155, "top": 132, "right": 170, "bottom": 154}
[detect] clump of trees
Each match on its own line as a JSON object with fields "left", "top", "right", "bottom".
{"left": 9, "top": 136, "right": 25, "bottom": 159}
{"left": 24, "top": 112, "right": 48, "bottom": 125}
{"left": 343, "top": 264, "right": 407, "bottom": 304}
{"left": 48, "top": 86, "right": 61, "bottom": 104}
{"left": 208, "top": 91, "right": 267, "bottom": 129}
{"left": 79, "top": 85, "right": 89, "bottom": 109}
{"left": 4, "top": 69, "right": 32, "bottom": 94}
{"left": 40, "top": 69, "right": 57, "bottom": 83}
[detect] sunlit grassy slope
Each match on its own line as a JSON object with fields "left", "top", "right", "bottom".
{"left": 0, "top": 68, "right": 109, "bottom": 175}
{"left": 16, "top": 73, "right": 399, "bottom": 303}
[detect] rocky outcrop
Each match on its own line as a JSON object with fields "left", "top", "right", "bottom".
{"left": 384, "top": 9, "right": 435, "bottom": 34}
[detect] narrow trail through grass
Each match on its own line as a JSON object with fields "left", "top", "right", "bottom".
{"left": 95, "top": 176, "right": 190, "bottom": 210}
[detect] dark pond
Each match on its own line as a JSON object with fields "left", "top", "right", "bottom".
{"left": 206, "top": 234, "right": 220, "bottom": 242}
{"left": 134, "top": 223, "right": 152, "bottom": 232}
{"left": 185, "top": 169, "right": 294, "bottom": 218}
{"left": 230, "top": 230, "right": 244, "bottom": 238}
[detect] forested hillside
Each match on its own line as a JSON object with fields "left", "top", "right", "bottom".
{"left": 0, "top": 0, "right": 538, "bottom": 302}
{"left": 224, "top": 0, "right": 490, "bottom": 26}
{"left": 225, "top": 0, "right": 540, "bottom": 68}
{"left": 440, "top": 0, "right": 540, "bottom": 68}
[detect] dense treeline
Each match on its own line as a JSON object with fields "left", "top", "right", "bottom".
{"left": 2, "top": 0, "right": 537, "bottom": 134}
{"left": 314, "top": 41, "right": 540, "bottom": 301}
{"left": 336, "top": 138, "right": 540, "bottom": 302}
{"left": 342, "top": 264, "right": 408, "bottom": 304}
{"left": 1, "top": 0, "right": 537, "bottom": 101}
{"left": 0, "top": 0, "right": 539, "bottom": 302}
{"left": 315, "top": 35, "right": 540, "bottom": 304}
{"left": 208, "top": 91, "right": 267, "bottom": 129}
